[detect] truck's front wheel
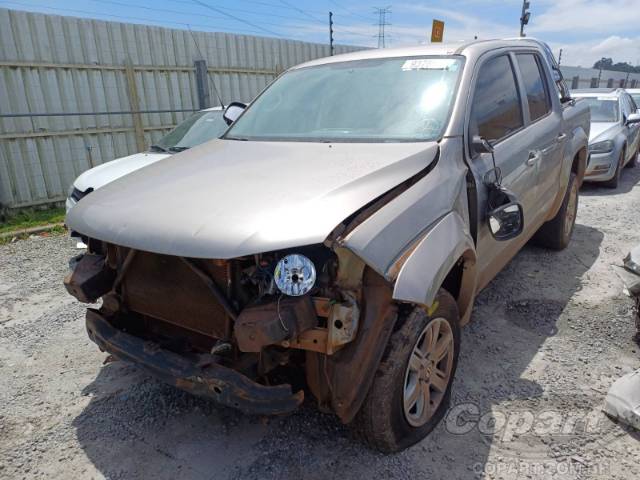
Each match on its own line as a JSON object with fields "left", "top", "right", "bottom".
{"left": 353, "top": 290, "right": 460, "bottom": 452}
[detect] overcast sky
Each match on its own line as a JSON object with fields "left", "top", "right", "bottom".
{"left": 2, "top": 0, "right": 639, "bottom": 67}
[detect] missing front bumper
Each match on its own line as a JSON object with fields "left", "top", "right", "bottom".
{"left": 85, "top": 309, "right": 304, "bottom": 415}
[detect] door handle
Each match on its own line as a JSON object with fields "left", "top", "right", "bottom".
{"left": 557, "top": 133, "right": 567, "bottom": 141}
{"left": 526, "top": 151, "right": 541, "bottom": 166}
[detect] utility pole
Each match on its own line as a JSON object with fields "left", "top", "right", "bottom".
{"left": 558, "top": 48, "right": 563, "bottom": 66}
{"left": 329, "top": 11, "right": 334, "bottom": 55}
{"left": 374, "top": 6, "right": 391, "bottom": 48}
{"left": 598, "top": 57, "right": 605, "bottom": 85}
{"left": 519, "top": 0, "right": 531, "bottom": 37}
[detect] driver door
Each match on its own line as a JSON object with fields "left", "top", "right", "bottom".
{"left": 466, "top": 52, "right": 539, "bottom": 288}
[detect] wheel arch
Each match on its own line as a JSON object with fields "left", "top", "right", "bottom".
{"left": 390, "top": 211, "right": 478, "bottom": 325}
{"left": 572, "top": 146, "right": 587, "bottom": 186}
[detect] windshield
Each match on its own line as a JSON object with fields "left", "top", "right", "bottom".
{"left": 225, "top": 56, "right": 463, "bottom": 142}
{"left": 153, "top": 110, "right": 227, "bottom": 152}
{"left": 578, "top": 97, "right": 620, "bottom": 122}
{"left": 631, "top": 94, "right": 640, "bottom": 107}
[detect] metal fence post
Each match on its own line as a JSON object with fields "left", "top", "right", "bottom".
{"left": 124, "top": 59, "right": 146, "bottom": 152}
{"left": 195, "top": 60, "right": 210, "bottom": 110}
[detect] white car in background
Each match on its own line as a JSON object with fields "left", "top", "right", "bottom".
{"left": 66, "top": 106, "right": 228, "bottom": 211}
{"left": 572, "top": 89, "right": 640, "bottom": 188}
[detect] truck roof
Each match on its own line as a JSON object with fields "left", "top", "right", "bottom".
{"left": 292, "top": 38, "right": 551, "bottom": 70}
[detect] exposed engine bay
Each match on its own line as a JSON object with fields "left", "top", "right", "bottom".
{"left": 64, "top": 238, "right": 397, "bottom": 422}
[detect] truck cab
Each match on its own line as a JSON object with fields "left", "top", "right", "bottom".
{"left": 64, "top": 39, "right": 589, "bottom": 453}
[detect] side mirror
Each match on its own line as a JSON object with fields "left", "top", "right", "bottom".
{"left": 487, "top": 185, "right": 524, "bottom": 241}
{"left": 488, "top": 202, "right": 524, "bottom": 241}
{"left": 472, "top": 135, "right": 494, "bottom": 154}
{"left": 223, "top": 101, "right": 247, "bottom": 125}
{"left": 626, "top": 113, "right": 640, "bottom": 125}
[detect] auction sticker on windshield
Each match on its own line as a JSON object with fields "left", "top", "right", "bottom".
{"left": 402, "top": 58, "right": 459, "bottom": 71}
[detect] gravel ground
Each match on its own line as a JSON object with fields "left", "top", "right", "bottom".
{"left": 2, "top": 166, "right": 640, "bottom": 480}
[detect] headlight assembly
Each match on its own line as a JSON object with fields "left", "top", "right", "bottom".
{"left": 589, "top": 140, "right": 614, "bottom": 154}
{"left": 274, "top": 254, "right": 316, "bottom": 296}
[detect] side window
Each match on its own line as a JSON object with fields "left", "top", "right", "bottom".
{"left": 516, "top": 53, "right": 551, "bottom": 121}
{"left": 469, "top": 55, "right": 524, "bottom": 144}
{"left": 623, "top": 94, "right": 636, "bottom": 116}
{"left": 620, "top": 95, "right": 631, "bottom": 118}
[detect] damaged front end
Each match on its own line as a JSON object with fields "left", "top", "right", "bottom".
{"left": 64, "top": 238, "right": 391, "bottom": 419}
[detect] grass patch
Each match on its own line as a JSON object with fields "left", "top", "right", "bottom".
{"left": 0, "top": 207, "right": 66, "bottom": 235}
{"left": 0, "top": 225, "right": 67, "bottom": 246}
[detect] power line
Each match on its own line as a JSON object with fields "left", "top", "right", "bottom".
{"left": 1, "top": 0, "right": 368, "bottom": 45}
{"left": 0, "top": 0, "right": 299, "bottom": 38}
{"left": 333, "top": 27, "right": 374, "bottom": 38}
{"left": 88, "top": 0, "right": 226, "bottom": 22}
{"left": 329, "top": 0, "right": 372, "bottom": 22}
{"left": 374, "top": 6, "right": 391, "bottom": 48}
{"left": 230, "top": 0, "right": 326, "bottom": 16}
{"left": 191, "top": 0, "right": 283, "bottom": 37}
{"left": 277, "top": 0, "right": 324, "bottom": 24}
{"left": 168, "top": 0, "right": 324, "bottom": 24}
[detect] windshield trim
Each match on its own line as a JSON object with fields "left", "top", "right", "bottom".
{"left": 223, "top": 54, "right": 466, "bottom": 144}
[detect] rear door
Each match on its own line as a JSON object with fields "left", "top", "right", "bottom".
{"left": 513, "top": 52, "right": 563, "bottom": 216}
{"left": 466, "top": 52, "right": 539, "bottom": 284}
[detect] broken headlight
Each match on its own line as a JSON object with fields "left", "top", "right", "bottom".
{"left": 274, "top": 254, "right": 316, "bottom": 296}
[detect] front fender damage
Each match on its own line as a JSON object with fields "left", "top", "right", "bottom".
{"left": 306, "top": 267, "right": 397, "bottom": 423}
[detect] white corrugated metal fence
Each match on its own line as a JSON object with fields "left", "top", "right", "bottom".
{"left": 0, "top": 8, "right": 362, "bottom": 209}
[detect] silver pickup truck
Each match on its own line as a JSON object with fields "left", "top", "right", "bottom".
{"left": 64, "top": 38, "right": 590, "bottom": 452}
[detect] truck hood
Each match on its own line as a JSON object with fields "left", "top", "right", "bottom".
{"left": 66, "top": 139, "right": 439, "bottom": 258}
{"left": 589, "top": 122, "right": 619, "bottom": 143}
{"left": 73, "top": 151, "right": 171, "bottom": 192}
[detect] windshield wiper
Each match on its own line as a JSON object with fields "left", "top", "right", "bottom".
{"left": 225, "top": 136, "right": 249, "bottom": 141}
{"left": 168, "top": 146, "right": 190, "bottom": 152}
{"left": 150, "top": 144, "right": 169, "bottom": 153}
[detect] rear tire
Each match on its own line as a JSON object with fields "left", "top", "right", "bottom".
{"left": 603, "top": 150, "right": 624, "bottom": 188}
{"left": 352, "top": 290, "right": 460, "bottom": 453}
{"left": 532, "top": 172, "right": 578, "bottom": 250}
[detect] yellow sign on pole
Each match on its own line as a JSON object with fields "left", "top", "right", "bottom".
{"left": 431, "top": 19, "right": 445, "bottom": 43}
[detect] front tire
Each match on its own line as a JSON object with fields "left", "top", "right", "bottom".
{"left": 532, "top": 172, "right": 578, "bottom": 250}
{"left": 352, "top": 290, "right": 460, "bottom": 452}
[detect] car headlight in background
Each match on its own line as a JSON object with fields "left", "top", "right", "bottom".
{"left": 274, "top": 254, "right": 316, "bottom": 296}
{"left": 589, "top": 140, "right": 614, "bottom": 154}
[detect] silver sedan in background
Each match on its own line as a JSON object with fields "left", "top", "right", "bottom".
{"left": 573, "top": 88, "right": 640, "bottom": 188}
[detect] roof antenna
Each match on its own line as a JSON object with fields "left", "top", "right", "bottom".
{"left": 188, "top": 25, "right": 225, "bottom": 109}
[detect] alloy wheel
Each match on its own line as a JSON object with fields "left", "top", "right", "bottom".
{"left": 402, "top": 317, "right": 455, "bottom": 427}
